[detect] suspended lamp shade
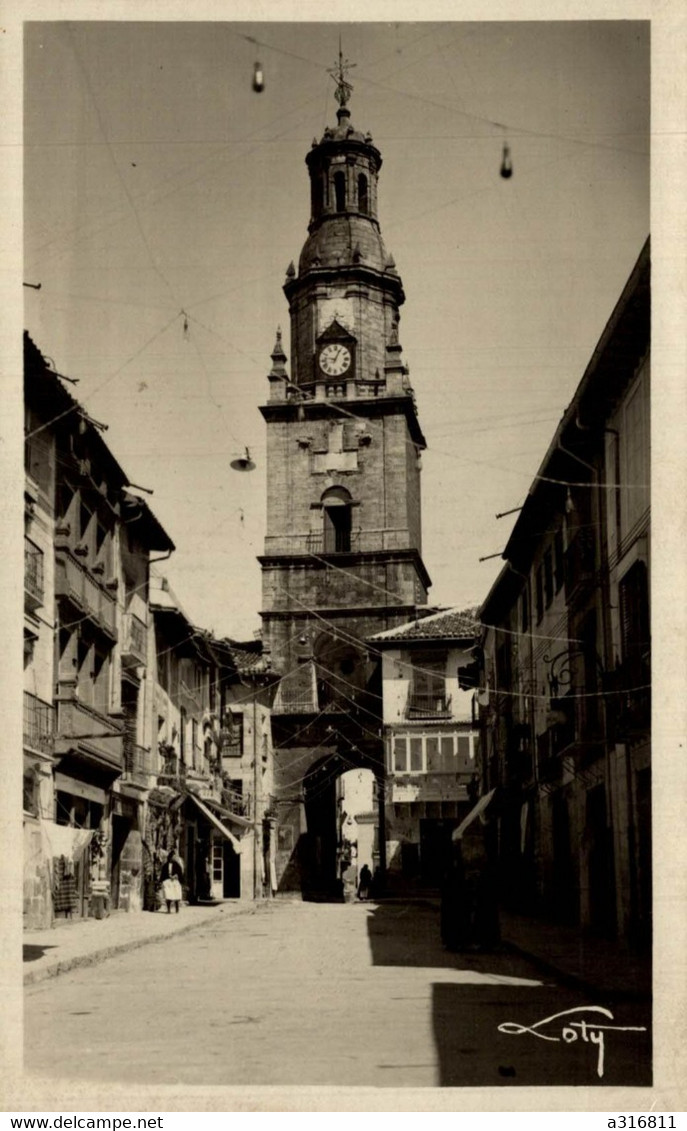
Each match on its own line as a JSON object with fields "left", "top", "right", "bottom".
{"left": 500, "top": 143, "right": 513, "bottom": 179}
{"left": 230, "top": 447, "right": 256, "bottom": 472}
{"left": 252, "top": 62, "right": 265, "bottom": 92}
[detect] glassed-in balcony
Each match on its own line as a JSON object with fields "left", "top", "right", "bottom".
{"left": 121, "top": 611, "right": 147, "bottom": 667}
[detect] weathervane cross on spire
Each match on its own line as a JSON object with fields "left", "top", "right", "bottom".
{"left": 328, "top": 37, "right": 356, "bottom": 108}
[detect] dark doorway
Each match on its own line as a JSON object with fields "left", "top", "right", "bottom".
{"left": 420, "top": 819, "right": 457, "bottom": 887}
{"left": 223, "top": 840, "right": 240, "bottom": 898}
{"left": 110, "top": 813, "right": 131, "bottom": 910}
{"left": 303, "top": 774, "right": 338, "bottom": 899}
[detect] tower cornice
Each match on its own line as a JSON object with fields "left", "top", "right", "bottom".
{"left": 258, "top": 393, "right": 426, "bottom": 448}
{"left": 284, "top": 262, "right": 405, "bottom": 306}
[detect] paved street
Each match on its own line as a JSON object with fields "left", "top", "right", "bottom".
{"left": 25, "top": 900, "right": 651, "bottom": 1089}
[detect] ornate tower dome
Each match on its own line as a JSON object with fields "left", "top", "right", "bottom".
{"left": 283, "top": 49, "right": 405, "bottom": 391}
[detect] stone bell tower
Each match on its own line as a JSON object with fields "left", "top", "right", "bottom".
{"left": 258, "top": 52, "right": 430, "bottom": 894}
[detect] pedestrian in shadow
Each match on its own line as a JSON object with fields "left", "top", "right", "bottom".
{"left": 440, "top": 841, "right": 470, "bottom": 952}
{"left": 358, "top": 863, "right": 372, "bottom": 901}
{"left": 160, "top": 850, "right": 183, "bottom": 913}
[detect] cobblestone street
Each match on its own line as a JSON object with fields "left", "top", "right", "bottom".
{"left": 25, "top": 900, "right": 651, "bottom": 1089}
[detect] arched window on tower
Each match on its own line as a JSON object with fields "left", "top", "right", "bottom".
{"left": 358, "top": 173, "right": 369, "bottom": 214}
{"left": 334, "top": 171, "right": 346, "bottom": 213}
{"left": 322, "top": 486, "right": 352, "bottom": 553}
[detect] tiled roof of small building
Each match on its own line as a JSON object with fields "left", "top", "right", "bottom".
{"left": 371, "top": 606, "right": 480, "bottom": 644}
{"left": 220, "top": 639, "right": 268, "bottom": 676}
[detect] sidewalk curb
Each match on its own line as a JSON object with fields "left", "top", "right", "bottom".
{"left": 501, "top": 938, "right": 651, "bottom": 1002}
{"left": 24, "top": 904, "right": 258, "bottom": 987}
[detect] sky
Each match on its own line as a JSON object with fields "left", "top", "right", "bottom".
{"left": 23, "top": 20, "right": 650, "bottom": 638}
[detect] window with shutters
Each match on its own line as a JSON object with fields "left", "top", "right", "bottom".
{"left": 619, "top": 560, "right": 650, "bottom": 677}
{"left": 619, "top": 371, "right": 650, "bottom": 540}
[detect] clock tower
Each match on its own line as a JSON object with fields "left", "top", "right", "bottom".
{"left": 259, "top": 54, "right": 431, "bottom": 896}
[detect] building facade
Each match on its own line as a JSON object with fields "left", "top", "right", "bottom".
{"left": 478, "top": 240, "right": 650, "bottom": 946}
{"left": 371, "top": 607, "right": 481, "bottom": 890}
{"left": 23, "top": 335, "right": 266, "bottom": 926}
{"left": 23, "top": 334, "right": 174, "bottom": 925}
{"left": 258, "top": 65, "right": 430, "bottom": 897}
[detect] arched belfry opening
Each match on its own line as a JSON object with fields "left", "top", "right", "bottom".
{"left": 321, "top": 485, "right": 352, "bottom": 552}
{"left": 358, "top": 172, "right": 369, "bottom": 214}
{"left": 333, "top": 170, "right": 346, "bottom": 212}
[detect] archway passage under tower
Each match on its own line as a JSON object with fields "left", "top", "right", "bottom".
{"left": 271, "top": 729, "right": 385, "bottom": 902}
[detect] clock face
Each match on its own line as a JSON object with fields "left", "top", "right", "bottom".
{"left": 319, "top": 343, "right": 352, "bottom": 377}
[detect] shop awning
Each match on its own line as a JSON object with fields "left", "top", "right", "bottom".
{"left": 452, "top": 789, "right": 497, "bottom": 841}
{"left": 186, "top": 792, "right": 244, "bottom": 853}
{"left": 202, "top": 797, "right": 253, "bottom": 829}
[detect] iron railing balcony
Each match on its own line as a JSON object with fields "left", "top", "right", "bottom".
{"left": 406, "top": 693, "right": 453, "bottom": 719}
{"left": 24, "top": 537, "right": 44, "bottom": 613}
{"left": 55, "top": 547, "right": 117, "bottom": 640}
{"left": 23, "top": 691, "right": 54, "bottom": 754}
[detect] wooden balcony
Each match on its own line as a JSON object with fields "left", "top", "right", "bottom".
{"left": 55, "top": 548, "right": 117, "bottom": 640}
{"left": 55, "top": 694, "right": 123, "bottom": 769}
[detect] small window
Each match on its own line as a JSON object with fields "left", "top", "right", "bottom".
{"left": 544, "top": 548, "right": 554, "bottom": 608}
{"left": 358, "top": 173, "right": 369, "bottom": 214}
{"left": 409, "top": 737, "right": 423, "bottom": 772}
{"left": 334, "top": 171, "right": 346, "bottom": 212}
{"left": 619, "top": 561, "right": 650, "bottom": 666}
{"left": 393, "top": 736, "right": 407, "bottom": 772}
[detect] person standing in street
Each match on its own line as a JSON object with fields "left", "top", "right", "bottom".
{"left": 358, "top": 863, "right": 372, "bottom": 900}
{"left": 160, "top": 849, "right": 183, "bottom": 913}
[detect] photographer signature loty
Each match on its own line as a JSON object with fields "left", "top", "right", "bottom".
{"left": 498, "top": 1005, "right": 648, "bottom": 1078}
